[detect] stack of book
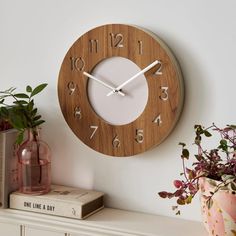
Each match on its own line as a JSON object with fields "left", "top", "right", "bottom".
{"left": 0, "top": 128, "right": 19, "bottom": 208}
{"left": 10, "top": 185, "right": 104, "bottom": 219}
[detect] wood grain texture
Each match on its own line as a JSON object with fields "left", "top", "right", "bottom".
{"left": 58, "top": 24, "right": 184, "bottom": 157}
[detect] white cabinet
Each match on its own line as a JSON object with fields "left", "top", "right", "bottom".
{"left": 25, "top": 227, "right": 65, "bottom": 236}
{"left": 0, "top": 208, "right": 208, "bottom": 236}
{"left": 0, "top": 222, "right": 20, "bottom": 235}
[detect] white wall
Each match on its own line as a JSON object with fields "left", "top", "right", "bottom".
{"left": 1, "top": 0, "right": 236, "bottom": 222}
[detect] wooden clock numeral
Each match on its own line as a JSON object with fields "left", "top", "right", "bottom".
{"left": 70, "top": 57, "right": 85, "bottom": 71}
{"left": 112, "top": 135, "right": 121, "bottom": 148}
{"left": 89, "top": 125, "right": 98, "bottom": 139}
{"left": 138, "top": 40, "right": 143, "bottom": 55}
{"left": 67, "top": 81, "right": 78, "bottom": 95}
{"left": 74, "top": 106, "right": 82, "bottom": 119}
{"left": 110, "top": 33, "right": 124, "bottom": 48}
{"left": 89, "top": 39, "right": 99, "bottom": 53}
{"left": 153, "top": 114, "right": 162, "bottom": 126}
{"left": 159, "top": 86, "right": 169, "bottom": 101}
{"left": 154, "top": 61, "right": 162, "bottom": 75}
{"left": 135, "top": 129, "right": 144, "bottom": 143}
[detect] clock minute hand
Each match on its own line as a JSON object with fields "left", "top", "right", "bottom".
{"left": 106, "top": 60, "right": 160, "bottom": 97}
{"left": 83, "top": 72, "right": 125, "bottom": 96}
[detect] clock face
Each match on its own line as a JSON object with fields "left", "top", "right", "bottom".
{"left": 87, "top": 56, "right": 148, "bottom": 125}
{"left": 58, "top": 24, "right": 184, "bottom": 157}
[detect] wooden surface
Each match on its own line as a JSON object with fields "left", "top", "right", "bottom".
{"left": 58, "top": 24, "right": 184, "bottom": 157}
{"left": 0, "top": 207, "right": 208, "bottom": 236}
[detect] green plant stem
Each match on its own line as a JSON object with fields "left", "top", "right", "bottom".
{"left": 182, "top": 158, "right": 188, "bottom": 182}
{"left": 32, "top": 131, "right": 42, "bottom": 184}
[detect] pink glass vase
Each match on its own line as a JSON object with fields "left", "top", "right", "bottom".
{"left": 17, "top": 128, "right": 51, "bottom": 194}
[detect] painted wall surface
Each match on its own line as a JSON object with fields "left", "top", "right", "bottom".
{"left": 1, "top": 0, "right": 236, "bottom": 221}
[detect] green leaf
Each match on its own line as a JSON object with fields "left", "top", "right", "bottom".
{"left": 26, "top": 85, "right": 32, "bottom": 93}
{"left": 27, "top": 100, "right": 34, "bottom": 111}
{"left": 0, "top": 107, "right": 9, "bottom": 117}
{"left": 10, "top": 114, "right": 24, "bottom": 130}
{"left": 31, "top": 83, "right": 47, "bottom": 97}
{"left": 185, "top": 195, "right": 192, "bottom": 204}
{"left": 182, "top": 149, "right": 189, "bottom": 159}
{"left": 178, "top": 142, "right": 186, "bottom": 147}
{"left": 194, "top": 124, "right": 201, "bottom": 130}
{"left": 31, "top": 108, "right": 38, "bottom": 117}
{"left": 228, "top": 124, "right": 236, "bottom": 129}
{"left": 218, "top": 139, "right": 228, "bottom": 152}
{"left": 32, "top": 119, "right": 45, "bottom": 127}
{"left": 195, "top": 135, "right": 201, "bottom": 145}
{"left": 0, "top": 99, "right": 4, "bottom": 104}
{"left": 33, "top": 115, "right": 41, "bottom": 121}
{"left": 194, "top": 125, "right": 204, "bottom": 135}
{"left": 220, "top": 139, "right": 227, "bottom": 146}
{"left": 13, "top": 100, "right": 28, "bottom": 105}
{"left": 16, "top": 131, "right": 24, "bottom": 145}
{"left": 204, "top": 130, "right": 212, "bottom": 137}
{"left": 14, "top": 93, "right": 29, "bottom": 99}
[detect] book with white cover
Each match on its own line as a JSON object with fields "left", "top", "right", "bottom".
{"left": 0, "top": 129, "right": 18, "bottom": 208}
{"left": 10, "top": 185, "right": 104, "bottom": 219}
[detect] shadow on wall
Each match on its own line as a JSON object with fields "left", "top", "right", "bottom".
{"left": 161, "top": 32, "right": 209, "bottom": 147}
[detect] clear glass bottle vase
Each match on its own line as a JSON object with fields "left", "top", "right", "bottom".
{"left": 17, "top": 128, "right": 51, "bottom": 194}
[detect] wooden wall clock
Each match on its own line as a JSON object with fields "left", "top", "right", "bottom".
{"left": 58, "top": 24, "right": 184, "bottom": 157}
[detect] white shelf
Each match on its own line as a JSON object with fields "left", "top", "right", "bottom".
{"left": 0, "top": 208, "right": 207, "bottom": 236}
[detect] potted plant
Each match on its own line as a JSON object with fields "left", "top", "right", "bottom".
{"left": 158, "top": 124, "right": 236, "bottom": 236}
{"left": 0, "top": 84, "right": 51, "bottom": 195}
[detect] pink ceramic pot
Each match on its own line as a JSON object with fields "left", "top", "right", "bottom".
{"left": 199, "top": 177, "right": 236, "bottom": 236}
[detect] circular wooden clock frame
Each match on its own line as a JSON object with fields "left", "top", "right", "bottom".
{"left": 58, "top": 24, "right": 184, "bottom": 157}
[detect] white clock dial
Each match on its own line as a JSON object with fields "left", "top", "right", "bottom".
{"left": 87, "top": 56, "right": 148, "bottom": 125}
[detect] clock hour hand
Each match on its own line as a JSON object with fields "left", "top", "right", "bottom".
{"left": 83, "top": 72, "right": 125, "bottom": 96}
{"left": 106, "top": 60, "right": 160, "bottom": 97}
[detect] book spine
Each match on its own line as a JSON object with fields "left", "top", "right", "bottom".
{"left": 10, "top": 194, "right": 84, "bottom": 219}
{"left": 0, "top": 130, "right": 18, "bottom": 208}
{"left": 0, "top": 133, "right": 5, "bottom": 208}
